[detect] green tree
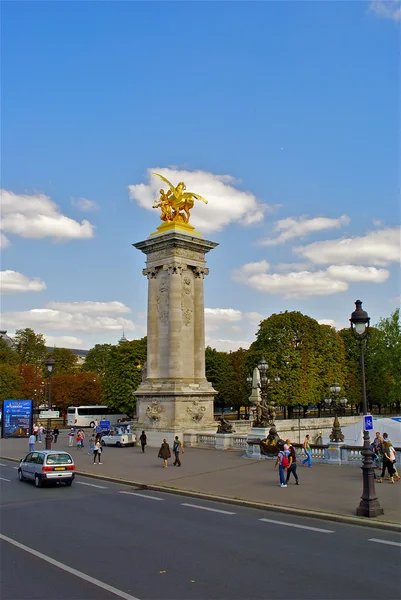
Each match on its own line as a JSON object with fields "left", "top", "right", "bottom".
{"left": 81, "top": 344, "right": 113, "bottom": 378}
{"left": 227, "top": 348, "right": 251, "bottom": 417}
{"left": 0, "top": 338, "right": 19, "bottom": 365}
{"left": 248, "top": 311, "right": 346, "bottom": 414}
{"left": 205, "top": 346, "right": 236, "bottom": 411}
{"left": 0, "top": 364, "right": 23, "bottom": 401}
{"left": 13, "top": 328, "right": 47, "bottom": 366}
{"left": 102, "top": 338, "right": 147, "bottom": 415}
{"left": 375, "top": 309, "right": 401, "bottom": 406}
{"left": 51, "top": 347, "right": 79, "bottom": 374}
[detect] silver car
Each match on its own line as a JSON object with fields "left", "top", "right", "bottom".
{"left": 18, "top": 450, "right": 75, "bottom": 487}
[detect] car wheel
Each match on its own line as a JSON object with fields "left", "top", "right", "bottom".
{"left": 116, "top": 442, "right": 121, "bottom": 447}
{"left": 90, "top": 421, "right": 95, "bottom": 428}
{"left": 101, "top": 440, "right": 105, "bottom": 446}
{"left": 65, "top": 480, "right": 72, "bottom": 487}
{"left": 18, "top": 470, "right": 25, "bottom": 482}
{"left": 34, "top": 475, "right": 42, "bottom": 488}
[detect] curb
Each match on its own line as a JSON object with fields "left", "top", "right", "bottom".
{"left": 2, "top": 455, "right": 400, "bottom": 533}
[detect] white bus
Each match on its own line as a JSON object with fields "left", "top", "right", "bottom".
{"left": 67, "top": 405, "right": 129, "bottom": 428}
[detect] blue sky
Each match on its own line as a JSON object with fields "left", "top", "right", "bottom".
{"left": 1, "top": 1, "right": 400, "bottom": 351}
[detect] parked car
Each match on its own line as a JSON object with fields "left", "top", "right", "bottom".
{"left": 18, "top": 450, "right": 75, "bottom": 487}
{"left": 101, "top": 422, "right": 136, "bottom": 447}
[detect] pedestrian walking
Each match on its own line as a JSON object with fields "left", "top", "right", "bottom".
{"left": 76, "top": 432, "right": 83, "bottom": 450}
{"left": 377, "top": 434, "right": 393, "bottom": 481}
{"left": 88, "top": 435, "right": 96, "bottom": 455}
{"left": 275, "top": 448, "right": 290, "bottom": 487}
{"left": 93, "top": 440, "right": 103, "bottom": 464}
{"left": 286, "top": 440, "right": 299, "bottom": 485}
{"left": 38, "top": 423, "right": 44, "bottom": 443}
{"left": 173, "top": 436, "right": 184, "bottom": 467}
{"left": 158, "top": 439, "right": 171, "bottom": 468}
{"left": 302, "top": 434, "right": 312, "bottom": 467}
{"left": 29, "top": 432, "right": 36, "bottom": 452}
{"left": 33, "top": 423, "right": 39, "bottom": 440}
{"left": 68, "top": 427, "right": 75, "bottom": 447}
{"left": 384, "top": 443, "right": 400, "bottom": 484}
{"left": 139, "top": 431, "right": 147, "bottom": 453}
{"left": 78, "top": 429, "right": 85, "bottom": 448}
{"left": 53, "top": 426, "right": 59, "bottom": 443}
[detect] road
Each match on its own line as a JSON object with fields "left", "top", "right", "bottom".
{"left": 0, "top": 459, "right": 400, "bottom": 600}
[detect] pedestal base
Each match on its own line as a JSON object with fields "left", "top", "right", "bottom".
{"left": 356, "top": 499, "right": 384, "bottom": 518}
{"left": 327, "top": 442, "right": 344, "bottom": 465}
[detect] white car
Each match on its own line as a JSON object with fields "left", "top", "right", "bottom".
{"left": 101, "top": 431, "right": 136, "bottom": 447}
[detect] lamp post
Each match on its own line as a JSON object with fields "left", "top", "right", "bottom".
{"left": 350, "top": 299, "right": 370, "bottom": 415}
{"left": 45, "top": 357, "right": 55, "bottom": 450}
{"left": 349, "top": 300, "right": 383, "bottom": 517}
{"left": 247, "top": 357, "right": 280, "bottom": 427}
{"left": 324, "top": 383, "right": 347, "bottom": 442}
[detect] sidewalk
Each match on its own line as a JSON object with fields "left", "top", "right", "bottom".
{"left": 1, "top": 433, "right": 400, "bottom": 526}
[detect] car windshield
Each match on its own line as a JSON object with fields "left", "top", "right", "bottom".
{"left": 46, "top": 453, "right": 73, "bottom": 465}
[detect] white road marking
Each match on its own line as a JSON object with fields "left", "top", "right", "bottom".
{"left": 0, "top": 463, "right": 8, "bottom": 466}
{"left": 13, "top": 467, "right": 19, "bottom": 470}
{"left": 181, "top": 503, "right": 236, "bottom": 515}
{"left": 119, "top": 491, "right": 164, "bottom": 501}
{"left": 75, "top": 481, "right": 108, "bottom": 489}
{"left": 369, "top": 538, "right": 401, "bottom": 547}
{"left": 0, "top": 534, "right": 141, "bottom": 600}
{"left": 259, "top": 518, "right": 334, "bottom": 533}
{"left": 0, "top": 477, "right": 11, "bottom": 482}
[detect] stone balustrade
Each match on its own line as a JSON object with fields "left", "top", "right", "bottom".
{"left": 183, "top": 432, "right": 401, "bottom": 467}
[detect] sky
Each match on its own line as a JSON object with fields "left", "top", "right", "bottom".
{"left": 1, "top": 0, "right": 400, "bottom": 352}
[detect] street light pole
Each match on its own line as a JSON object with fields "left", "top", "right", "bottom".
{"left": 45, "top": 357, "right": 55, "bottom": 450}
{"left": 350, "top": 299, "right": 370, "bottom": 415}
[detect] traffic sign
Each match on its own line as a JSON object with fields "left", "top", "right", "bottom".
{"left": 39, "top": 410, "right": 60, "bottom": 419}
{"left": 364, "top": 415, "right": 373, "bottom": 431}
{"left": 100, "top": 420, "right": 110, "bottom": 429}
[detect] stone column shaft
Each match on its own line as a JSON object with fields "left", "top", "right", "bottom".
{"left": 193, "top": 268, "right": 207, "bottom": 379}
{"left": 167, "top": 265, "right": 183, "bottom": 378}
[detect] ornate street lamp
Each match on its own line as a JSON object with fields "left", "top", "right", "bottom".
{"left": 350, "top": 299, "right": 370, "bottom": 415}
{"left": 45, "top": 357, "right": 55, "bottom": 450}
{"left": 248, "top": 357, "right": 280, "bottom": 428}
{"left": 349, "top": 300, "right": 383, "bottom": 517}
{"left": 325, "top": 383, "right": 347, "bottom": 443}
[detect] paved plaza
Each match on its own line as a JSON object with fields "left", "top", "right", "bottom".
{"left": 1, "top": 431, "right": 400, "bottom": 526}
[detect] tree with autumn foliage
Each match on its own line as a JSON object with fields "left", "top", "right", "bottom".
{"left": 51, "top": 372, "right": 102, "bottom": 414}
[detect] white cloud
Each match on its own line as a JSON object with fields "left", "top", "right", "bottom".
{"left": 244, "top": 311, "right": 264, "bottom": 326}
{"left": 233, "top": 261, "right": 389, "bottom": 298}
{"left": 261, "top": 215, "right": 350, "bottom": 246}
{"left": 206, "top": 337, "right": 251, "bottom": 352}
{"left": 318, "top": 319, "right": 337, "bottom": 328}
{"left": 1, "top": 270, "right": 46, "bottom": 294}
{"left": 45, "top": 301, "right": 131, "bottom": 315}
{"left": 1, "top": 309, "right": 136, "bottom": 333}
{"left": 205, "top": 307, "right": 243, "bottom": 332}
{"left": 1, "top": 189, "right": 95, "bottom": 245}
{"left": 0, "top": 233, "right": 10, "bottom": 248}
{"left": 72, "top": 197, "right": 99, "bottom": 212}
{"left": 295, "top": 227, "right": 401, "bottom": 266}
{"left": 369, "top": 0, "right": 401, "bottom": 21}
{"left": 44, "top": 335, "right": 84, "bottom": 348}
{"left": 128, "top": 168, "right": 270, "bottom": 233}
{"left": 326, "top": 265, "right": 389, "bottom": 283}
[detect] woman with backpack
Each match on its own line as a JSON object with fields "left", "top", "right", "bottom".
{"left": 275, "top": 446, "right": 290, "bottom": 488}
{"left": 285, "top": 440, "right": 299, "bottom": 485}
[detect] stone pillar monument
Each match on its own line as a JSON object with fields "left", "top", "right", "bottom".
{"left": 133, "top": 174, "right": 218, "bottom": 446}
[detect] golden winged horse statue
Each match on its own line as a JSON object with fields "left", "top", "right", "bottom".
{"left": 152, "top": 173, "right": 208, "bottom": 224}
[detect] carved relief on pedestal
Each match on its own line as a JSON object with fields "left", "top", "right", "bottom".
{"left": 157, "top": 276, "right": 169, "bottom": 324}
{"left": 142, "top": 267, "right": 159, "bottom": 279}
{"left": 193, "top": 266, "right": 209, "bottom": 279}
{"left": 186, "top": 400, "right": 206, "bottom": 422}
{"left": 181, "top": 274, "right": 193, "bottom": 326}
{"left": 163, "top": 261, "right": 187, "bottom": 275}
{"left": 146, "top": 400, "right": 164, "bottom": 423}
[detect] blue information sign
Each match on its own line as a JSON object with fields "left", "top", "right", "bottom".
{"left": 364, "top": 415, "right": 373, "bottom": 431}
{"left": 100, "top": 420, "right": 110, "bottom": 430}
{"left": 2, "top": 400, "right": 33, "bottom": 438}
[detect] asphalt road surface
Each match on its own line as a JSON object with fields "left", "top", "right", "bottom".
{"left": 1, "top": 459, "right": 400, "bottom": 600}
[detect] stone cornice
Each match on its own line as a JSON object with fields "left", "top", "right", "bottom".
{"left": 133, "top": 232, "right": 218, "bottom": 256}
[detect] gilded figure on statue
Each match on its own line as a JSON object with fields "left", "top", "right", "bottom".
{"left": 152, "top": 173, "right": 208, "bottom": 224}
